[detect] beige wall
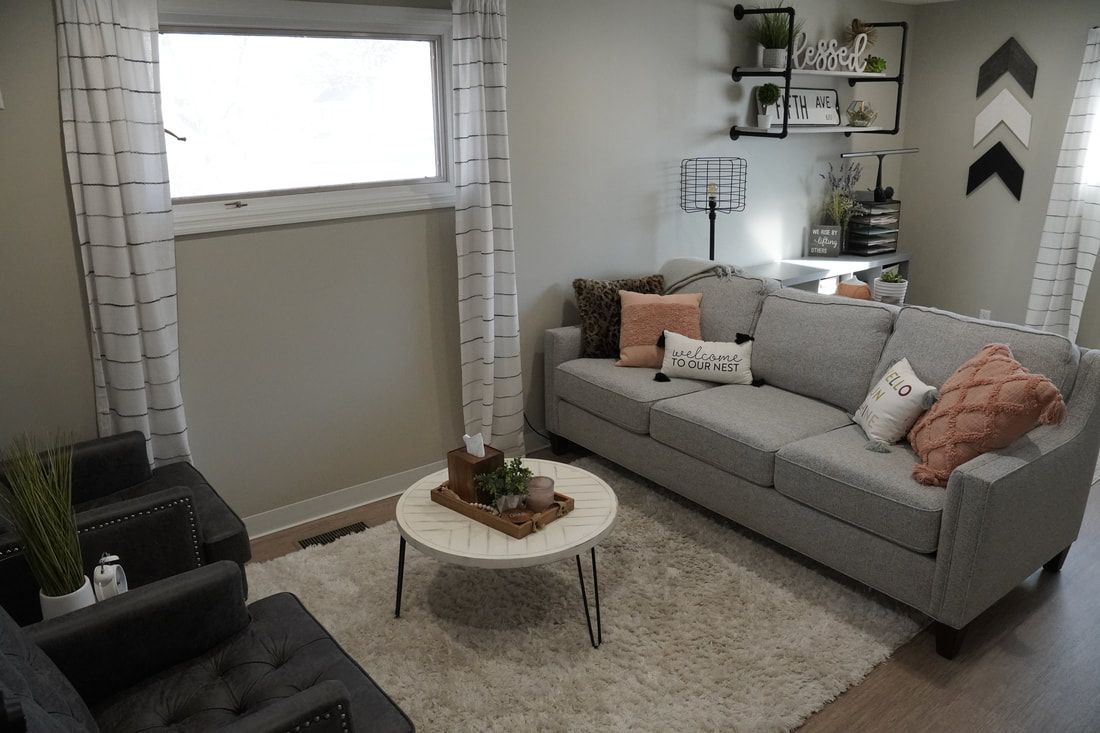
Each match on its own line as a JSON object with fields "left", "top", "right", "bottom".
{"left": 900, "top": 0, "right": 1100, "bottom": 348}
{"left": 508, "top": 0, "right": 917, "bottom": 429}
{"left": 0, "top": 0, "right": 98, "bottom": 445}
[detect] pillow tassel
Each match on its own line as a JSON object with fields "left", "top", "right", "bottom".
{"left": 1040, "top": 399, "right": 1067, "bottom": 425}
{"left": 865, "top": 439, "right": 891, "bottom": 453}
{"left": 654, "top": 372, "right": 671, "bottom": 383}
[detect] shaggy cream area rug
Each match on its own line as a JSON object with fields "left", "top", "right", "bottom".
{"left": 248, "top": 457, "right": 923, "bottom": 732}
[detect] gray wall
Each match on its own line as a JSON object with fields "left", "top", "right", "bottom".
{"left": 0, "top": 0, "right": 98, "bottom": 445}
{"left": 901, "top": 0, "right": 1100, "bottom": 347}
{"left": 509, "top": 0, "right": 916, "bottom": 429}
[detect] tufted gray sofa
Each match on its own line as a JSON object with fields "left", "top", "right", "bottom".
{"left": 0, "top": 562, "right": 413, "bottom": 732}
{"left": 544, "top": 259, "right": 1100, "bottom": 658}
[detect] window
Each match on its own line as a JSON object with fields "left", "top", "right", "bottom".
{"left": 159, "top": 1, "right": 453, "bottom": 234}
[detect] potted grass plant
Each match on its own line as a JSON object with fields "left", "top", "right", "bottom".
{"left": 0, "top": 435, "right": 93, "bottom": 619}
{"left": 747, "top": 3, "right": 805, "bottom": 69}
{"left": 475, "top": 457, "right": 532, "bottom": 513}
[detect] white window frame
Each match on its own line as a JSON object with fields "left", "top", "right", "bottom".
{"left": 159, "top": 0, "right": 454, "bottom": 235}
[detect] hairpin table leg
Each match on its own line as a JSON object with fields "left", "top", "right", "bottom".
{"left": 394, "top": 536, "right": 406, "bottom": 618}
{"left": 576, "top": 546, "right": 602, "bottom": 648}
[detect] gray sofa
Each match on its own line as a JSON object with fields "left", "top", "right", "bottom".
{"left": 544, "top": 260, "right": 1100, "bottom": 658}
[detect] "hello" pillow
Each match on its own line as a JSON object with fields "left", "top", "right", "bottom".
{"left": 658, "top": 331, "right": 754, "bottom": 385}
{"left": 854, "top": 358, "right": 938, "bottom": 451}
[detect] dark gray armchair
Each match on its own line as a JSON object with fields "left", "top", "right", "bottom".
{"left": 0, "top": 562, "right": 414, "bottom": 732}
{"left": 0, "top": 431, "right": 251, "bottom": 625}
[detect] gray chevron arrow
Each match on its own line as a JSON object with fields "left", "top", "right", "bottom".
{"left": 976, "top": 37, "right": 1037, "bottom": 98}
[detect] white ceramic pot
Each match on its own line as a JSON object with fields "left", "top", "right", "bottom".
{"left": 873, "top": 278, "right": 909, "bottom": 304}
{"left": 496, "top": 494, "right": 524, "bottom": 513}
{"left": 762, "top": 47, "right": 787, "bottom": 69}
{"left": 526, "top": 476, "right": 556, "bottom": 512}
{"left": 757, "top": 111, "right": 778, "bottom": 129}
{"left": 40, "top": 576, "right": 96, "bottom": 620}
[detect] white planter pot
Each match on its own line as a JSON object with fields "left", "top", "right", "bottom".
{"left": 761, "top": 46, "right": 788, "bottom": 69}
{"left": 40, "top": 576, "right": 96, "bottom": 620}
{"left": 496, "top": 494, "right": 524, "bottom": 513}
{"left": 757, "top": 111, "right": 778, "bottom": 129}
{"left": 873, "top": 278, "right": 909, "bottom": 304}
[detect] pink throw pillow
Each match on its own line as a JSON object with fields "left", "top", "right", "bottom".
{"left": 617, "top": 291, "right": 702, "bottom": 368}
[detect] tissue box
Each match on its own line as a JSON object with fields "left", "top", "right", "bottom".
{"left": 446, "top": 445, "right": 505, "bottom": 504}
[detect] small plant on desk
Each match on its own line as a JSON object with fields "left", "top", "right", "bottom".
{"left": 475, "top": 458, "right": 533, "bottom": 512}
{"left": 880, "top": 269, "right": 906, "bottom": 284}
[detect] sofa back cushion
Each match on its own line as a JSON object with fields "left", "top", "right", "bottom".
{"left": 0, "top": 607, "right": 98, "bottom": 732}
{"left": 873, "top": 306, "right": 1080, "bottom": 399}
{"left": 668, "top": 271, "right": 777, "bottom": 342}
{"left": 753, "top": 289, "right": 898, "bottom": 413}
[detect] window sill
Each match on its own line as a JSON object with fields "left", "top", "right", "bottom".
{"left": 171, "top": 183, "right": 455, "bottom": 236}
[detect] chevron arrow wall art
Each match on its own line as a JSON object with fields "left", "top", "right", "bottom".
{"left": 976, "top": 37, "right": 1037, "bottom": 98}
{"left": 973, "top": 88, "right": 1032, "bottom": 148}
{"left": 966, "top": 141, "right": 1024, "bottom": 200}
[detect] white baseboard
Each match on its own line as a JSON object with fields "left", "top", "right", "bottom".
{"left": 245, "top": 430, "right": 552, "bottom": 539}
{"left": 244, "top": 459, "right": 446, "bottom": 539}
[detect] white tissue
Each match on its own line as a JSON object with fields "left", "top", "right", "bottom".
{"left": 463, "top": 433, "right": 486, "bottom": 458}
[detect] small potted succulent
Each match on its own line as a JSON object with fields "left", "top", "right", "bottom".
{"left": 747, "top": 3, "right": 805, "bottom": 69}
{"left": 846, "top": 100, "right": 878, "bottom": 127}
{"left": 874, "top": 269, "right": 909, "bottom": 304}
{"left": 475, "top": 458, "right": 533, "bottom": 513}
{"left": 756, "top": 83, "right": 782, "bottom": 128}
{"left": 864, "top": 55, "right": 887, "bottom": 74}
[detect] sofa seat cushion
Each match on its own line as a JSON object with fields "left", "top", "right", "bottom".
{"left": 556, "top": 359, "right": 713, "bottom": 433}
{"left": 774, "top": 424, "right": 945, "bottom": 554}
{"left": 92, "top": 593, "right": 413, "bottom": 732}
{"left": 650, "top": 385, "right": 853, "bottom": 486}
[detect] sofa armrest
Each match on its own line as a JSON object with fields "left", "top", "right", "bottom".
{"left": 932, "top": 350, "right": 1100, "bottom": 628}
{"left": 69, "top": 431, "right": 152, "bottom": 504}
{"left": 544, "top": 326, "right": 583, "bottom": 434}
{"left": 226, "top": 681, "right": 355, "bottom": 733}
{"left": 28, "top": 561, "right": 249, "bottom": 704}
{"left": 0, "top": 486, "right": 206, "bottom": 625}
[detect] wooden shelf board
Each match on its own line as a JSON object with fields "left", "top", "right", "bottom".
{"left": 734, "top": 125, "right": 888, "bottom": 135}
{"left": 734, "top": 67, "right": 891, "bottom": 79}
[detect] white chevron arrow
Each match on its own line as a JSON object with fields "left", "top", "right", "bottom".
{"left": 973, "top": 88, "right": 1031, "bottom": 148}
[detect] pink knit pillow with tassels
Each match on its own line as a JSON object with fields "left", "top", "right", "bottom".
{"left": 908, "top": 343, "right": 1067, "bottom": 487}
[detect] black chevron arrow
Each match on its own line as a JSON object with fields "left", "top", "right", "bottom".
{"left": 976, "top": 37, "right": 1037, "bottom": 98}
{"left": 967, "top": 141, "right": 1024, "bottom": 200}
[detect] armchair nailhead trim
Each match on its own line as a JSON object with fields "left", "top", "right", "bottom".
{"left": 0, "top": 498, "right": 202, "bottom": 567}
{"left": 286, "top": 703, "right": 347, "bottom": 733}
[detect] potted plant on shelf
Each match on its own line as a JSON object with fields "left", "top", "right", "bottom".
{"left": 874, "top": 269, "right": 909, "bottom": 304}
{"left": 0, "top": 435, "right": 93, "bottom": 620}
{"left": 747, "top": 4, "right": 805, "bottom": 69}
{"left": 864, "top": 55, "right": 887, "bottom": 74}
{"left": 846, "top": 100, "right": 878, "bottom": 127}
{"left": 475, "top": 458, "right": 533, "bottom": 513}
{"left": 756, "top": 83, "right": 781, "bottom": 128}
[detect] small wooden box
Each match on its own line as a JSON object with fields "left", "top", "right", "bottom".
{"left": 446, "top": 445, "right": 504, "bottom": 504}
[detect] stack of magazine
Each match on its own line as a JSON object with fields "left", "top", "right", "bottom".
{"left": 846, "top": 196, "right": 900, "bottom": 256}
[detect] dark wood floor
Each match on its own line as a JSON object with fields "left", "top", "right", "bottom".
{"left": 250, "top": 449, "right": 1100, "bottom": 732}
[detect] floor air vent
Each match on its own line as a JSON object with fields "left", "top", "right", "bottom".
{"left": 298, "top": 521, "right": 368, "bottom": 549}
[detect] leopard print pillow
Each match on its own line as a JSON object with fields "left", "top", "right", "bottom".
{"left": 573, "top": 275, "right": 664, "bottom": 358}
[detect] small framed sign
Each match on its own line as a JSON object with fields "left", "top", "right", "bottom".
{"left": 809, "top": 225, "right": 843, "bottom": 257}
{"left": 757, "top": 87, "right": 840, "bottom": 126}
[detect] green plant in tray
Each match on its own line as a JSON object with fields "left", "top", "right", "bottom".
{"left": 0, "top": 434, "right": 84, "bottom": 597}
{"left": 475, "top": 458, "right": 533, "bottom": 503}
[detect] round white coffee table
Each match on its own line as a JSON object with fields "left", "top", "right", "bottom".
{"left": 394, "top": 458, "right": 617, "bottom": 647}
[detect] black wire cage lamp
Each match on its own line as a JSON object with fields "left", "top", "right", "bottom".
{"left": 679, "top": 157, "right": 747, "bottom": 260}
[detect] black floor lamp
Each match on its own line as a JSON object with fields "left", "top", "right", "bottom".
{"left": 680, "top": 157, "right": 747, "bottom": 260}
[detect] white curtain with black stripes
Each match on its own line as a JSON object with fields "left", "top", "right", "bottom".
{"left": 56, "top": 0, "right": 191, "bottom": 466}
{"left": 452, "top": 0, "right": 525, "bottom": 454}
{"left": 1025, "top": 27, "right": 1100, "bottom": 342}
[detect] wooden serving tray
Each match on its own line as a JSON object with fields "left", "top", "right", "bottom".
{"left": 430, "top": 482, "right": 574, "bottom": 539}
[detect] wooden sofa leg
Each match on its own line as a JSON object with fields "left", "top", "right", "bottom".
{"left": 1043, "top": 545, "right": 1071, "bottom": 573}
{"left": 548, "top": 432, "right": 571, "bottom": 456}
{"left": 934, "top": 622, "right": 967, "bottom": 660}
